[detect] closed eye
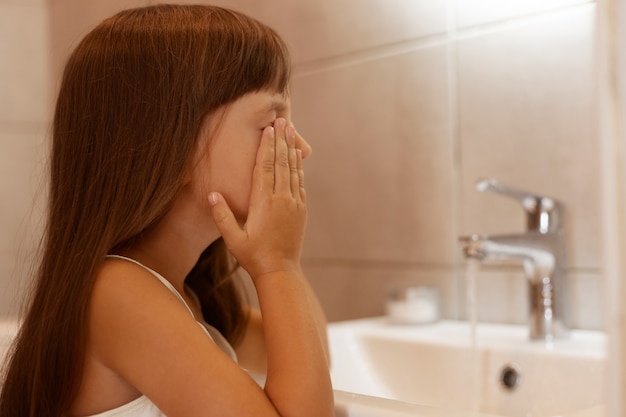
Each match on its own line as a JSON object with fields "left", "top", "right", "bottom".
{"left": 261, "top": 119, "right": 276, "bottom": 131}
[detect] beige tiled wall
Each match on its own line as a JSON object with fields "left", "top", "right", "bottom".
{"left": 0, "top": 0, "right": 603, "bottom": 330}
{"left": 48, "top": 0, "right": 150, "bottom": 81}
{"left": 0, "top": 0, "right": 50, "bottom": 316}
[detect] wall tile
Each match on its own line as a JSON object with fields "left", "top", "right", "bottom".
{"left": 454, "top": 0, "right": 594, "bottom": 29}
{"left": 0, "top": 131, "right": 47, "bottom": 317}
{"left": 457, "top": 6, "right": 599, "bottom": 269}
{"left": 303, "top": 261, "right": 602, "bottom": 329}
{"left": 0, "top": 0, "right": 46, "bottom": 6}
{"left": 457, "top": 265, "right": 603, "bottom": 331}
{"left": 0, "top": 260, "right": 31, "bottom": 317}
{"left": 569, "top": 271, "right": 604, "bottom": 330}
{"left": 0, "top": 132, "right": 47, "bottom": 255}
{"left": 0, "top": 2, "right": 51, "bottom": 124}
{"left": 156, "top": 0, "right": 448, "bottom": 64}
{"left": 302, "top": 262, "right": 459, "bottom": 322}
{"left": 49, "top": 0, "right": 150, "bottom": 83}
{"left": 292, "top": 45, "right": 455, "bottom": 264}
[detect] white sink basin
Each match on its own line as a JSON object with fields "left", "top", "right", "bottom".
{"left": 328, "top": 317, "right": 607, "bottom": 417}
{"left": 0, "top": 318, "right": 605, "bottom": 417}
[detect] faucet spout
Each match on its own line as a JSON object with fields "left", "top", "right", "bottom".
{"left": 459, "top": 179, "right": 570, "bottom": 342}
{"left": 460, "top": 233, "right": 556, "bottom": 274}
{"left": 460, "top": 232, "right": 568, "bottom": 341}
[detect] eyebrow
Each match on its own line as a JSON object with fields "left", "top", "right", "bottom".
{"left": 266, "top": 98, "right": 287, "bottom": 113}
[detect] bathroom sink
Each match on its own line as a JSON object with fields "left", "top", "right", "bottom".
{"left": 0, "top": 318, "right": 604, "bottom": 417}
{"left": 328, "top": 317, "right": 607, "bottom": 417}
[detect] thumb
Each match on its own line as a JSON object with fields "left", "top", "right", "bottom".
{"left": 208, "top": 192, "right": 243, "bottom": 243}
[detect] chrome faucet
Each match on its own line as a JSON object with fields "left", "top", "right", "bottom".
{"left": 459, "top": 178, "right": 570, "bottom": 341}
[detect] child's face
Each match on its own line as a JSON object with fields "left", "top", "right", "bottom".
{"left": 192, "top": 90, "right": 312, "bottom": 222}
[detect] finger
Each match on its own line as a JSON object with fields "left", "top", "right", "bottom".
{"left": 273, "top": 118, "right": 290, "bottom": 194}
{"left": 296, "top": 148, "right": 306, "bottom": 203}
{"left": 295, "top": 130, "right": 312, "bottom": 159}
{"left": 208, "top": 192, "right": 245, "bottom": 246}
{"left": 286, "top": 125, "right": 299, "bottom": 198}
{"left": 251, "top": 126, "right": 275, "bottom": 201}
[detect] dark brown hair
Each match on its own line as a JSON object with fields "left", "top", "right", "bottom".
{"left": 0, "top": 5, "right": 290, "bottom": 417}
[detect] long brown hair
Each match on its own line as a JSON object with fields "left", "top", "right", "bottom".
{"left": 0, "top": 5, "right": 290, "bottom": 417}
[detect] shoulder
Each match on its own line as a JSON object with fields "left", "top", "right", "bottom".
{"left": 88, "top": 257, "right": 200, "bottom": 365}
{"left": 77, "top": 258, "right": 332, "bottom": 416}
{"left": 85, "top": 258, "right": 260, "bottom": 416}
{"left": 95, "top": 257, "right": 164, "bottom": 294}
{"left": 91, "top": 257, "right": 183, "bottom": 320}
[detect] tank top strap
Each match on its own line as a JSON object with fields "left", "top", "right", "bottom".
{"left": 106, "top": 254, "right": 195, "bottom": 317}
{"left": 104, "top": 254, "right": 238, "bottom": 363}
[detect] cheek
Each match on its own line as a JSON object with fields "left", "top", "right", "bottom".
{"left": 208, "top": 153, "right": 257, "bottom": 220}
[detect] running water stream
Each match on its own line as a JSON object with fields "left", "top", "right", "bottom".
{"left": 466, "top": 258, "right": 481, "bottom": 347}
{"left": 465, "top": 258, "right": 482, "bottom": 414}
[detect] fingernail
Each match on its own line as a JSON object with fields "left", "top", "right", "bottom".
{"left": 208, "top": 192, "right": 219, "bottom": 206}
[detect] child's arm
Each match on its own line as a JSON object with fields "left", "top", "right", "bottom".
{"left": 236, "top": 281, "right": 330, "bottom": 376}
{"left": 208, "top": 118, "right": 333, "bottom": 416}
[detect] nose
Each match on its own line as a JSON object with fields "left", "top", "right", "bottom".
{"left": 295, "top": 131, "right": 312, "bottom": 159}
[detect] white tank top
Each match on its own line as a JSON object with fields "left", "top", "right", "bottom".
{"left": 87, "top": 255, "right": 239, "bottom": 417}
{"left": 86, "top": 396, "right": 164, "bottom": 417}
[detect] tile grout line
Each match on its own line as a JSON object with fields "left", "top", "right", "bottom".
{"left": 301, "top": 257, "right": 601, "bottom": 275}
{"left": 292, "top": 2, "right": 595, "bottom": 78}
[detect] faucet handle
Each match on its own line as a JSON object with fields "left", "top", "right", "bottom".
{"left": 475, "top": 178, "right": 564, "bottom": 233}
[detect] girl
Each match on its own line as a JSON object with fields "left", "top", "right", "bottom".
{"left": 0, "top": 5, "right": 333, "bottom": 417}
